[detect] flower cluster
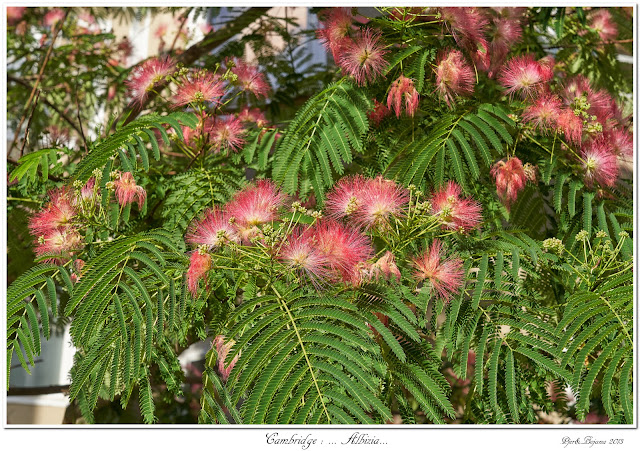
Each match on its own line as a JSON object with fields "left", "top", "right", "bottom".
{"left": 490, "top": 157, "right": 536, "bottom": 210}
{"left": 28, "top": 187, "right": 83, "bottom": 262}
{"left": 185, "top": 177, "right": 482, "bottom": 299}
{"left": 317, "top": 8, "right": 388, "bottom": 86}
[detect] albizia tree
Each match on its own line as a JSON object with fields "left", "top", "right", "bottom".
{"left": 6, "top": 6, "right": 634, "bottom": 425}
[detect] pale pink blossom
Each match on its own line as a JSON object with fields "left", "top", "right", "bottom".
{"left": 34, "top": 228, "right": 83, "bottom": 262}
{"left": 557, "top": 109, "right": 584, "bottom": 144}
{"left": 412, "top": 239, "right": 464, "bottom": 301}
{"left": 29, "top": 187, "right": 77, "bottom": 237}
{"left": 7, "top": 7, "right": 26, "bottom": 25}
{"left": 387, "top": 75, "right": 419, "bottom": 118}
{"left": 279, "top": 227, "right": 331, "bottom": 285}
{"left": 238, "top": 107, "right": 268, "bottom": 128}
{"left": 213, "top": 335, "right": 240, "bottom": 382}
{"left": 312, "top": 220, "right": 373, "bottom": 284}
{"left": 317, "top": 8, "right": 354, "bottom": 62}
{"left": 498, "top": 54, "right": 552, "bottom": 99}
{"left": 43, "top": 8, "right": 65, "bottom": 28}
{"left": 435, "top": 49, "right": 475, "bottom": 107}
{"left": 588, "top": 9, "right": 618, "bottom": 42}
{"left": 430, "top": 181, "right": 482, "bottom": 232}
{"left": 187, "top": 250, "right": 212, "bottom": 297}
{"left": 229, "top": 58, "right": 271, "bottom": 99}
{"left": 337, "top": 28, "right": 388, "bottom": 86}
{"left": 325, "top": 175, "right": 367, "bottom": 219}
{"left": 580, "top": 138, "right": 619, "bottom": 188}
{"left": 208, "top": 116, "right": 246, "bottom": 153}
{"left": 522, "top": 93, "right": 563, "bottom": 133}
{"left": 604, "top": 129, "right": 633, "bottom": 158}
{"left": 354, "top": 176, "right": 409, "bottom": 229}
{"left": 186, "top": 207, "right": 240, "bottom": 250}
{"left": 369, "top": 251, "right": 401, "bottom": 283}
{"left": 491, "top": 157, "right": 527, "bottom": 210}
{"left": 114, "top": 172, "right": 147, "bottom": 209}
{"left": 125, "top": 56, "right": 176, "bottom": 106}
{"left": 173, "top": 71, "right": 224, "bottom": 108}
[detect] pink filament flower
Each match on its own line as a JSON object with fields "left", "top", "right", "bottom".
{"left": 226, "top": 180, "right": 287, "bottom": 242}
{"left": 125, "top": 56, "right": 176, "bottom": 106}
{"left": 498, "top": 54, "right": 552, "bottom": 99}
{"left": 326, "top": 174, "right": 367, "bottom": 219}
{"left": 186, "top": 207, "right": 240, "bottom": 250}
{"left": 29, "top": 187, "right": 77, "bottom": 237}
{"left": 368, "top": 99, "right": 391, "bottom": 126}
{"left": 230, "top": 58, "right": 271, "bottom": 99}
{"left": 312, "top": 220, "right": 373, "bottom": 284}
{"left": 522, "top": 93, "right": 563, "bottom": 133}
{"left": 588, "top": 9, "right": 618, "bottom": 42}
{"left": 187, "top": 250, "right": 212, "bottom": 297}
{"left": 317, "top": 8, "right": 354, "bottom": 62}
{"left": 80, "top": 177, "right": 98, "bottom": 201}
{"left": 43, "top": 8, "right": 65, "bottom": 28}
{"left": 213, "top": 335, "right": 240, "bottom": 383}
{"left": 279, "top": 227, "right": 331, "bottom": 285}
{"left": 354, "top": 176, "right": 409, "bottom": 229}
{"left": 238, "top": 107, "right": 268, "bottom": 128}
{"left": 369, "top": 251, "right": 401, "bottom": 283}
{"left": 435, "top": 49, "right": 475, "bottom": 107}
{"left": 580, "top": 138, "right": 619, "bottom": 188}
{"left": 412, "top": 239, "right": 464, "bottom": 301}
{"left": 440, "top": 7, "right": 489, "bottom": 51}
{"left": 557, "top": 109, "right": 584, "bottom": 144}
{"left": 430, "top": 181, "right": 482, "bottom": 232}
{"left": 7, "top": 7, "right": 26, "bottom": 25}
{"left": 34, "top": 228, "right": 83, "bottom": 262}
{"left": 604, "top": 129, "right": 633, "bottom": 158}
{"left": 488, "top": 17, "right": 523, "bottom": 76}
{"left": 114, "top": 172, "right": 147, "bottom": 209}
{"left": 387, "top": 75, "right": 420, "bottom": 118}
{"left": 208, "top": 116, "right": 246, "bottom": 153}
{"left": 337, "top": 28, "right": 388, "bottom": 86}
{"left": 173, "top": 71, "right": 224, "bottom": 108}
{"left": 490, "top": 157, "right": 527, "bottom": 210}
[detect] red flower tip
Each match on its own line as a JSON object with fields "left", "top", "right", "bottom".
{"left": 387, "top": 75, "right": 420, "bottom": 118}
{"left": 187, "top": 250, "right": 212, "bottom": 297}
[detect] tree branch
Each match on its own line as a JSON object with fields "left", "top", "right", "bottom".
{"left": 8, "top": 75, "right": 84, "bottom": 136}
{"left": 115, "top": 7, "right": 270, "bottom": 129}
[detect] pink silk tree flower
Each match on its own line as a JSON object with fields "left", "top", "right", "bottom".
{"left": 412, "top": 239, "right": 464, "bottom": 301}
{"left": 278, "top": 227, "right": 331, "bottom": 285}
{"left": 580, "top": 138, "right": 619, "bottom": 188}
{"left": 387, "top": 75, "right": 420, "bottom": 118}
{"left": 354, "top": 176, "right": 409, "bottom": 229}
{"left": 79, "top": 177, "right": 99, "bottom": 201}
{"left": 557, "top": 109, "right": 584, "bottom": 145}
{"left": 337, "top": 28, "right": 388, "bottom": 86}
{"left": 208, "top": 116, "right": 246, "bottom": 154}
{"left": 7, "top": 7, "right": 27, "bottom": 26}
{"left": 498, "top": 54, "right": 552, "bottom": 99}
{"left": 187, "top": 249, "right": 212, "bottom": 297}
{"left": 43, "top": 8, "right": 65, "bottom": 28}
{"left": 114, "top": 172, "right": 147, "bottom": 209}
{"left": 213, "top": 335, "right": 240, "bottom": 383}
{"left": 125, "top": 56, "right": 176, "bottom": 106}
{"left": 312, "top": 220, "right": 373, "bottom": 284}
{"left": 369, "top": 251, "right": 402, "bottom": 283}
{"left": 488, "top": 17, "right": 523, "bottom": 76}
{"left": 230, "top": 58, "right": 271, "bottom": 99}
{"left": 368, "top": 99, "right": 391, "bottom": 126}
{"left": 238, "top": 107, "right": 268, "bottom": 128}
{"left": 439, "top": 7, "right": 489, "bottom": 52}
{"left": 588, "top": 9, "right": 618, "bottom": 42}
{"left": 490, "top": 157, "right": 527, "bottom": 210}
{"left": 435, "top": 49, "right": 475, "bottom": 108}
{"left": 34, "top": 228, "right": 83, "bottom": 262}
{"left": 604, "top": 129, "right": 633, "bottom": 158}
{"left": 522, "top": 93, "right": 563, "bottom": 133}
{"left": 29, "top": 187, "right": 77, "bottom": 237}
{"left": 317, "top": 7, "right": 354, "bottom": 62}
{"left": 186, "top": 207, "right": 240, "bottom": 250}
{"left": 226, "top": 180, "right": 287, "bottom": 243}
{"left": 430, "top": 181, "right": 483, "bottom": 232}
{"left": 325, "top": 174, "right": 368, "bottom": 219}
{"left": 173, "top": 70, "right": 224, "bottom": 108}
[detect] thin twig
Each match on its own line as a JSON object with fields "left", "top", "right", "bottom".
{"left": 18, "top": 91, "right": 41, "bottom": 159}
{"left": 8, "top": 75, "right": 83, "bottom": 136}
{"left": 8, "top": 10, "right": 69, "bottom": 156}
{"left": 169, "top": 11, "right": 189, "bottom": 53}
